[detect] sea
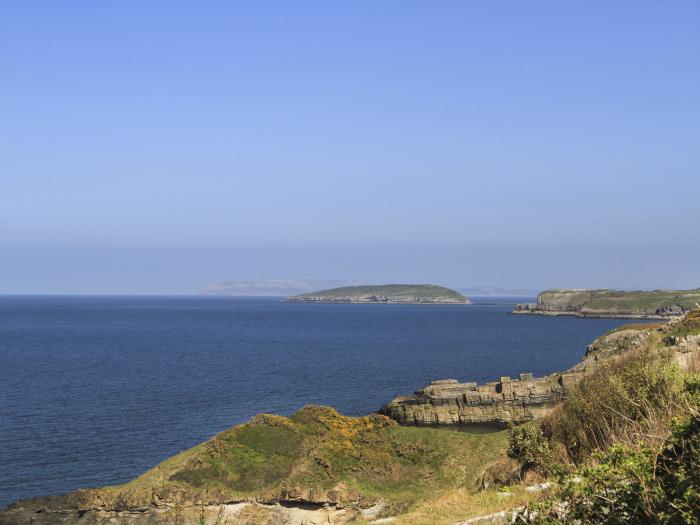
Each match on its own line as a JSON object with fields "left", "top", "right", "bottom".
{"left": 0, "top": 295, "right": 656, "bottom": 508}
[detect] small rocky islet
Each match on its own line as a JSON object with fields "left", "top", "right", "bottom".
{"left": 3, "top": 293, "right": 700, "bottom": 525}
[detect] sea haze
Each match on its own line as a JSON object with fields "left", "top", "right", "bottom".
{"left": 0, "top": 296, "right": 656, "bottom": 507}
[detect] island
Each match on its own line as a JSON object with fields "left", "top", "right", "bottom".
{"left": 512, "top": 287, "right": 700, "bottom": 319}
{"left": 286, "top": 284, "right": 470, "bottom": 304}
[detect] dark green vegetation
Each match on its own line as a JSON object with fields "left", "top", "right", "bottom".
{"left": 536, "top": 416, "right": 700, "bottom": 524}
{"left": 506, "top": 425, "right": 554, "bottom": 478}
{"left": 288, "top": 284, "right": 469, "bottom": 303}
{"left": 508, "top": 318, "right": 700, "bottom": 524}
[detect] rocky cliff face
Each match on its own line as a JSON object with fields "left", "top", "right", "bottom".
{"left": 379, "top": 372, "right": 577, "bottom": 428}
{"left": 513, "top": 288, "right": 700, "bottom": 319}
{"left": 381, "top": 310, "right": 700, "bottom": 428}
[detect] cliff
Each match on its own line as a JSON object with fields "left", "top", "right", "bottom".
{"left": 512, "top": 288, "right": 700, "bottom": 319}
{"left": 287, "top": 284, "right": 470, "bottom": 304}
{"left": 381, "top": 310, "right": 700, "bottom": 428}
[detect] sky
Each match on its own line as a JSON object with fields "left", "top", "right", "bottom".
{"left": 1, "top": 1, "right": 699, "bottom": 294}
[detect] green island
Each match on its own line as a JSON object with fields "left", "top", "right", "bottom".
{"left": 513, "top": 287, "right": 700, "bottom": 319}
{"left": 3, "top": 310, "right": 699, "bottom": 524}
{"left": 287, "top": 284, "right": 470, "bottom": 304}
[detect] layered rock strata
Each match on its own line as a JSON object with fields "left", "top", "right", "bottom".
{"left": 379, "top": 372, "right": 579, "bottom": 427}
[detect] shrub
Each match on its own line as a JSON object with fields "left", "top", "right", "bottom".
{"left": 541, "top": 349, "right": 684, "bottom": 464}
{"left": 654, "top": 415, "right": 700, "bottom": 523}
{"left": 507, "top": 424, "right": 555, "bottom": 477}
{"left": 519, "top": 414, "right": 700, "bottom": 524}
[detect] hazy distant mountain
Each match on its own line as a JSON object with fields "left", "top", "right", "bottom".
{"left": 201, "top": 279, "right": 364, "bottom": 297}
{"left": 457, "top": 285, "right": 538, "bottom": 297}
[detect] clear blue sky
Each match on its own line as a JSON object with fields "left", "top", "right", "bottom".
{"left": 1, "top": 2, "right": 699, "bottom": 293}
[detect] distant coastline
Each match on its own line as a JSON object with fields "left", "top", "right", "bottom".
{"left": 513, "top": 288, "right": 700, "bottom": 319}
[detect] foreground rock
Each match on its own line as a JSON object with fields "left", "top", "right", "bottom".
{"left": 379, "top": 372, "right": 576, "bottom": 428}
{"left": 382, "top": 310, "right": 700, "bottom": 427}
{"left": 0, "top": 406, "right": 508, "bottom": 525}
{"left": 513, "top": 288, "right": 700, "bottom": 319}
{"left": 287, "top": 284, "right": 470, "bottom": 304}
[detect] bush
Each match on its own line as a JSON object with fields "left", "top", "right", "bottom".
{"left": 519, "top": 414, "right": 700, "bottom": 524}
{"left": 541, "top": 349, "right": 684, "bottom": 464}
{"left": 507, "top": 424, "right": 555, "bottom": 477}
{"left": 654, "top": 415, "right": 700, "bottom": 523}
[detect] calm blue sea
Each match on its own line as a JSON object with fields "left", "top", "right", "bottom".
{"left": 0, "top": 296, "right": 653, "bottom": 507}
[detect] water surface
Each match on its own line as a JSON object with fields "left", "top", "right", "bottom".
{"left": 0, "top": 296, "right": 652, "bottom": 507}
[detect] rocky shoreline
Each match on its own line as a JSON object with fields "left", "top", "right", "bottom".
{"left": 381, "top": 313, "right": 700, "bottom": 428}
{"left": 511, "top": 305, "right": 674, "bottom": 320}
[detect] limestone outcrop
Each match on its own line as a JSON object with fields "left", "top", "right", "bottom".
{"left": 379, "top": 372, "right": 578, "bottom": 427}
{"left": 382, "top": 310, "right": 700, "bottom": 428}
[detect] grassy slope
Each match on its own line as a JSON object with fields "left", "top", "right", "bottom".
{"left": 292, "top": 284, "right": 468, "bottom": 302}
{"left": 72, "top": 406, "right": 521, "bottom": 522}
